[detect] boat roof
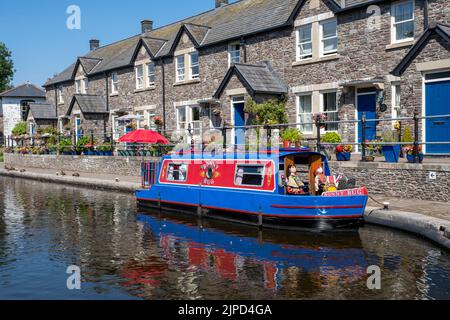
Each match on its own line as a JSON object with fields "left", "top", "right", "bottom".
{"left": 164, "top": 149, "right": 326, "bottom": 161}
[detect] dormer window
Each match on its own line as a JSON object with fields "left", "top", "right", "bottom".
{"left": 75, "top": 78, "right": 88, "bottom": 94}
{"left": 391, "top": 0, "right": 414, "bottom": 43}
{"left": 57, "top": 85, "right": 64, "bottom": 104}
{"left": 176, "top": 55, "right": 186, "bottom": 82}
{"left": 147, "top": 62, "right": 155, "bottom": 86}
{"left": 320, "top": 19, "right": 337, "bottom": 56}
{"left": 136, "top": 65, "right": 144, "bottom": 89}
{"left": 190, "top": 52, "right": 199, "bottom": 79}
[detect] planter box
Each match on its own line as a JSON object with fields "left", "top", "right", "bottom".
{"left": 382, "top": 145, "right": 401, "bottom": 163}
{"left": 336, "top": 152, "right": 351, "bottom": 161}
{"left": 407, "top": 154, "right": 424, "bottom": 163}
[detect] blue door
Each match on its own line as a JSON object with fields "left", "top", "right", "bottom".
{"left": 357, "top": 93, "right": 377, "bottom": 143}
{"left": 234, "top": 102, "right": 245, "bottom": 146}
{"left": 426, "top": 80, "right": 450, "bottom": 154}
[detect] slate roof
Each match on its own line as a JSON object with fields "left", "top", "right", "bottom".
{"left": 67, "top": 94, "right": 109, "bottom": 116}
{"left": 214, "top": 62, "right": 288, "bottom": 98}
{"left": 28, "top": 103, "right": 57, "bottom": 120}
{"left": 44, "top": 0, "right": 388, "bottom": 87}
{"left": 0, "top": 83, "right": 46, "bottom": 98}
{"left": 392, "top": 23, "right": 450, "bottom": 76}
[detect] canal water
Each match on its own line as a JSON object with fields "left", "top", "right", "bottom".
{"left": 0, "top": 177, "right": 449, "bottom": 300}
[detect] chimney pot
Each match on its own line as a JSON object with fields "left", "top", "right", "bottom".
{"left": 141, "top": 20, "right": 153, "bottom": 33}
{"left": 215, "top": 0, "right": 228, "bottom": 8}
{"left": 89, "top": 39, "right": 100, "bottom": 51}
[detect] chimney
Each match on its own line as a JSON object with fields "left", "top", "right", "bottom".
{"left": 89, "top": 39, "right": 100, "bottom": 51}
{"left": 215, "top": 0, "right": 228, "bottom": 8}
{"left": 141, "top": 20, "right": 153, "bottom": 33}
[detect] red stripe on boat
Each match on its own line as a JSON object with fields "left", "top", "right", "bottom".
{"left": 270, "top": 204, "right": 364, "bottom": 209}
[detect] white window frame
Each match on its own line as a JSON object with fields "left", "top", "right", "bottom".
{"left": 296, "top": 93, "right": 313, "bottom": 134}
{"left": 320, "top": 90, "right": 339, "bottom": 133}
{"left": 228, "top": 43, "right": 241, "bottom": 67}
{"left": 176, "top": 55, "right": 186, "bottom": 82}
{"left": 176, "top": 105, "right": 201, "bottom": 139}
{"left": 111, "top": 72, "right": 119, "bottom": 94}
{"left": 75, "top": 80, "right": 81, "bottom": 94}
{"left": 135, "top": 65, "right": 144, "bottom": 89}
{"left": 189, "top": 52, "right": 199, "bottom": 80}
{"left": 296, "top": 24, "right": 313, "bottom": 61}
{"left": 57, "top": 85, "right": 64, "bottom": 104}
{"left": 320, "top": 19, "right": 338, "bottom": 57}
{"left": 391, "top": 0, "right": 415, "bottom": 44}
{"left": 146, "top": 62, "right": 155, "bottom": 86}
{"left": 392, "top": 83, "right": 401, "bottom": 122}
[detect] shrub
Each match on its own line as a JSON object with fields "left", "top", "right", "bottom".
{"left": 58, "top": 138, "right": 72, "bottom": 152}
{"left": 321, "top": 132, "right": 341, "bottom": 144}
{"left": 245, "top": 98, "right": 288, "bottom": 125}
{"left": 12, "top": 122, "right": 27, "bottom": 136}
{"left": 281, "top": 128, "right": 303, "bottom": 143}
{"left": 402, "top": 126, "right": 414, "bottom": 143}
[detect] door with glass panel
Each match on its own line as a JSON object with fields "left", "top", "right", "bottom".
{"left": 177, "top": 105, "right": 201, "bottom": 143}
{"left": 297, "top": 94, "right": 313, "bottom": 134}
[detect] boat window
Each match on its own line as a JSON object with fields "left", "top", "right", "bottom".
{"left": 167, "top": 163, "right": 188, "bottom": 182}
{"left": 235, "top": 165, "right": 265, "bottom": 187}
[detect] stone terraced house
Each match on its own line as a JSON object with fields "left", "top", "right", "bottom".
{"left": 43, "top": 0, "right": 450, "bottom": 155}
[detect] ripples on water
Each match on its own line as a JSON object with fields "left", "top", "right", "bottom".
{"left": 0, "top": 177, "right": 449, "bottom": 300}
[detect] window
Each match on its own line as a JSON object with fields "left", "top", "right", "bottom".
{"left": 83, "top": 79, "right": 89, "bottom": 92}
{"left": 190, "top": 52, "right": 199, "bottom": 79}
{"left": 391, "top": 0, "right": 414, "bottom": 43}
{"left": 235, "top": 165, "right": 265, "bottom": 187}
{"left": 191, "top": 106, "right": 201, "bottom": 136}
{"left": 321, "top": 91, "right": 338, "bottom": 131}
{"left": 136, "top": 111, "right": 146, "bottom": 129}
{"left": 57, "top": 85, "right": 64, "bottom": 104}
{"left": 75, "top": 80, "right": 81, "bottom": 94}
{"left": 136, "top": 65, "right": 144, "bottom": 89}
{"left": 297, "top": 24, "right": 313, "bottom": 60}
{"left": 228, "top": 44, "right": 241, "bottom": 66}
{"left": 111, "top": 73, "right": 119, "bottom": 94}
{"left": 297, "top": 94, "right": 313, "bottom": 133}
{"left": 177, "top": 105, "right": 201, "bottom": 139}
{"left": 177, "top": 106, "right": 187, "bottom": 130}
{"left": 167, "top": 163, "right": 188, "bottom": 182}
{"left": 176, "top": 55, "right": 185, "bottom": 82}
{"left": 392, "top": 83, "right": 401, "bottom": 121}
{"left": 147, "top": 63, "right": 155, "bottom": 86}
{"left": 320, "top": 20, "right": 337, "bottom": 56}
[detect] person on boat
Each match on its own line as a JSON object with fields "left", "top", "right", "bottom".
{"left": 315, "top": 166, "right": 327, "bottom": 195}
{"left": 286, "top": 165, "right": 306, "bottom": 195}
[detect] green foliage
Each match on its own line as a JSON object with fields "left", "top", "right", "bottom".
{"left": 381, "top": 129, "right": 398, "bottom": 143}
{"left": 75, "top": 136, "right": 92, "bottom": 151}
{"left": 244, "top": 98, "right": 288, "bottom": 125}
{"left": 12, "top": 122, "right": 27, "bottom": 136}
{"left": 321, "top": 132, "right": 341, "bottom": 144}
{"left": 98, "top": 143, "right": 113, "bottom": 152}
{"left": 281, "top": 128, "right": 303, "bottom": 143}
{"left": 58, "top": 138, "right": 72, "bottom": 152}
{"left": 402, "top": 126, "right": 414, "bottom": 143}
{"left": 0, "top": 42, "right": 14, "bottom": 92}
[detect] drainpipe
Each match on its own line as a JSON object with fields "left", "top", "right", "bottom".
{"left": 104, "top": 72, "right": 109, "bottom": 140}
{"left": 162, "top": 59, "right": 167, "bottom": 133}
{"left": 54, "top": 85, "right": 58, "bottom": 130}
{"left": 424, "top": 0, "right": 429, "bottom": 29}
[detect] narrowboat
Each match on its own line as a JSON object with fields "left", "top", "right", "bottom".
{"left": 136, "top": 149, "right": 369, "bottom": 231}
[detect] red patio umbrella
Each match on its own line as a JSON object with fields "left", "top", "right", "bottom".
{"left": 118, "top": 130, "right": 170, "bottom": 144}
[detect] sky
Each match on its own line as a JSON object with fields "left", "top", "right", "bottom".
{"left": 0, "top": 0, "right": 238, "bottom": 87}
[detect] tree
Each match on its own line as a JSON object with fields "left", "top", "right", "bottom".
{"left": 245, "top": 98, "right": 288, "bottom": 125}
{"left": 0, "top": 42, "right": 14, "bottom": 93}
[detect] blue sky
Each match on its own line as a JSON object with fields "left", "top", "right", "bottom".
{"left": 0, "top": 0, "right": 237, "bottom": 87}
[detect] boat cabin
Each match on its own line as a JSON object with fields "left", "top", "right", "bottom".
{"left": 142, "top": 149, "right": 331, "bottom": 196}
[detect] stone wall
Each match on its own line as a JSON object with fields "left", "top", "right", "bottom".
{"left": 329, "top": 161, "right": 450, "bottom": 203}
{"left": 4, "top": 153, "right": 158, "bottom": 176}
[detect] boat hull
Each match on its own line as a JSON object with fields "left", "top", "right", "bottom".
{"left": 136, "top": 185, "right": 367, "bottom": 232}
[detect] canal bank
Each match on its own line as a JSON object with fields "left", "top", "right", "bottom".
{"left": 0, "top": 160, "right": 449, "bottom": 250}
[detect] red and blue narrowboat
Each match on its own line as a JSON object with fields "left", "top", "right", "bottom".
{"left": 136, "top": 149, "right": 369, "bottom": 231}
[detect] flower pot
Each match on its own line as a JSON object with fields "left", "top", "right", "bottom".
{"left": 407, "top": 153, "right": 424, "bottom": 163}
{"left": 364, "top": 155, "right": 375, "bottom": 162}
{"left": 336, "top": 152, "right": 351, "bottom": 161}
{"left": 283, "top": 140, "right": 291, "bottom": 148}
{"left": 381, "top": 145, "right": 401, "bottom": 163}
{"left": 103, "top": 151, "right": 113, "bottom": 156}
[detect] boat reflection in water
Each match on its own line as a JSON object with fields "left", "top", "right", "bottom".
{"left": 129, "top": 209, "right": 369, "bottom": 295}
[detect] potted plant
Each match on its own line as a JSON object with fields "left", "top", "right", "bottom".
{"left": 381, "top": 130, "right": 401, "bottom": 163}
{"left": 335, "top": 144, "right": 353, "bottom": 161}
{"left": 313, "top": 113, "right": 327, "bottom": 129}
{"left": 75, "top": 136, "right": 91, "bottom": 155}
{"left": 321, "top": 132, "right": 341, "bottom": 160}
{"left": 154, "top": 116, "right": 163, "bottom": 127}
{"left": 405, "top": 145, "right": 424, "bottom": 163}
{"left": 281, "top": 128, "right": 303, "bottom": 148}
{"left": 58, "top": 138, "right": 73, "bottom": 155}
{"left": 363, "top": 140, "right": 378, "bottom": 162}
{"left": 98, "top": 143, "right": 113, "bottom": 156}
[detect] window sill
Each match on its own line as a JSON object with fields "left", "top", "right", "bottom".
{"left": 58, "top": 102, "right": 65, "bottom": 106}
{"left": 134, "top": 86, "right": 155, "bottom": 93}
{"left": 110, "top": 93, "right": 119, "bottom": 97}
{"left": 173, "top": 79, "right": 201, "bottom": 86}
{"left": 292, "top": 54, "right": 339, "bottom": 67}
{"left": 385, "top": 40, "right": 414, "bottom": 51}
